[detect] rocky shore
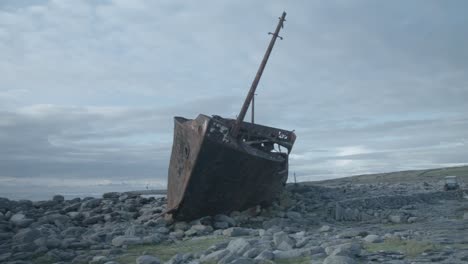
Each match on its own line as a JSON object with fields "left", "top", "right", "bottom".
{"left": 1, "top": 179, "right": 467, "bottom": 264}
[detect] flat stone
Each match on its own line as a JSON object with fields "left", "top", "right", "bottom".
{"left": 136, "top": 255, "right": 161, "bottom": 264}
{"left": 190, "top": 224, "right": 213, "bottom": 235}
{"left": 273, "top": 248, "right": 312, "bottom": 259}
{"left": 319, "top": 225, "right": 331, "bottom": 232}
{"left": 200, "top": 249, "right": 229, "bottom": 263}
{"left": 254, "top": 250, "right": 274, "bottom": 261}
{"left": 222, "top": 227, "right": 250, "bottom": 237}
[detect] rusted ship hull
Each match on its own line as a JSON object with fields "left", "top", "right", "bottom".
{"left": 166, "top": 114, "right": 296, "bottom": 220}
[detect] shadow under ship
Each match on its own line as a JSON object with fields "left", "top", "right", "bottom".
{"left": 166, "top": 12, "right": 296, "bottom": 220}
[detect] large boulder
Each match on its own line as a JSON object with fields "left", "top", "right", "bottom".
{"left": 226, "top": 238, "right": 251, "bottom": 255}
{"left": 52, "top": 195, "right": 65, "bottom": 203}
{"left": 9, "top": 213, "right": 34, "bottom": 228}
{"left": 273, "top": 231, "right": 295, "bottom": 251}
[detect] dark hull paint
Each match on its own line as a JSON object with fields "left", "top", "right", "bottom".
{"left": 167, "top": 114, "right": 295, "bottom": 220}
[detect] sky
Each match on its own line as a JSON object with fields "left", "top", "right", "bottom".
{"left": 1, "top": 0, "right": 467, "bottom": 200}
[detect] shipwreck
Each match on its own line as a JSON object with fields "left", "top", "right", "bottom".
{"left": 166, "top": 12, "right": 296, "bottom": 220}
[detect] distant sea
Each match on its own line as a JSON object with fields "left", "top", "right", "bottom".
{"left": 0, "top": 183, "right": 167, "bottom": 201}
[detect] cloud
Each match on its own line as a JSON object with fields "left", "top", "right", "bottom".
{"left": 0, "top": 0, "right": 467, "bottom": 199}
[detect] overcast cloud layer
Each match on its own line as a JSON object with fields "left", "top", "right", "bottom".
{"left": 1, "top": 0, "right": 467, "bottom": 200}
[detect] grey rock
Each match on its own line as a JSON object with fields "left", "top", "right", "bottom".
{"left": 80, "top": 199, "right": 101, "bottom": 210}
{"left": 10, "top": 213, "right": 34, "bottom": 228}
{"left": 254, "top": 250, "right": 274, "bottom": 261}
{"left": 463, "top": 212, "right": 468, "bottom": 220}
{"left": 169, "top": 230, "right": 184, "bottom": 240}
{"left": 273, "top": 248, "right": 312, "bottom": 259}
{"left": 62, "top": 203, "right": 81, "bottom": 213}
{"left": 156, "top": 226, "right": 170, "bottom": 234}
{"left": 46, "top": 248, "right": 76, "bottom": 261}
{"left": 199, "top": 249, "right": 229, "bottom": 263}
{"left": 83, "top": 215, "right": 104, "bottom": 225}
{"left": 326, "top": 243, "right": 361, "bottom": 257}
{"left": 0, "top": 198, "right": 11, "bottom": 211}
{"left": 214, "top": 214, "right": 236, "bottom": 227}
{"left": 323, "top": 255, "right": 357, "bottom": 264}
{"left": 243, "top": 247, "right": 264, "bottom": 258}
{"left": 136, "top": 255, "right": 160, "bottom": 264}
{"left": 226, "top": 238, "right": 250, "bottom": 255}
{"left": 62, "top": 226, "right": 87, "bottom": 237}
{"left": 173, "top": 221, "right": 190, "bottom": 231}
{"left": 0, "top": 252, "right": 12, "bottom": 262}
{"left": 125, "top": 224, "right": 148, "bottom": 237}
{"left": 319, "top": 225, "right": 331, "bottom": 232}
{"left": 189, "top": 225, "right": 213, "bottom": 236}
{"left": 13, "top": 228, "right": 41, "bottom": 244}
{"left": 388, "top": 215, "right": 405, "bottom": 224}
{"left": 407, "top": 217, "right": 418, "bottom": 223}
{"left": 217, "top": 251, "right": 238, "bottom": 264}
{"left": 142, "top": 234, "right": 162, "bottom": 244}
{"left": 214, "top": 221, "right": 229, "bottom": 229}
{"left": 286, "top": 211, "right": 302, "bottom": 220}
{"left": 102, "top": 192, "right": 121, "bottom": 199}
{"left": 0, "top": 232, "right": 13, "bottom": 240}
{"left": 363, "top": 234, "right": 382, "bottom": 243}
{"left": 190, "top": 216, "right": 212, "bottom": 226}
{"left": 273, "top": 231, "right": 295, "bottom": 251}
{"left": 52, "top": 195, "right": 65, "bottom": 203}
{"left": 43, "top": 213, "right": 70, "bottom": 227}
{"left": 90, "top": 255, "right": 109, "bottom": 264}
{"left": 222, "top": 227, "right": 250, "bottom": 237}
{"left": 165, "top": 253, "right": 184, "bottom": 264}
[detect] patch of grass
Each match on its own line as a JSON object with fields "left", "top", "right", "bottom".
{"left": 275, "top": 256, "right": 312, "bottom": 264}
{"left": 117, "top": 236, "right": 228, "bottom": 263}
{"left": 365, "top": 237, "right": 439, "bottom": 258}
